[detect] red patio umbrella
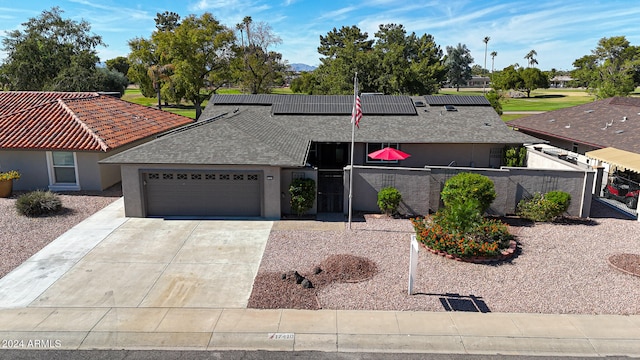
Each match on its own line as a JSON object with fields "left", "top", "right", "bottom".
{"left": 367, "top": 147, "right": 411, "bottom": 161}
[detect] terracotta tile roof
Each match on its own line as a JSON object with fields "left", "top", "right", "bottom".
{"left": 0, "top": 92, "right": 193, "bottom": 152}
{"left": 508, "top": 97, "right": 640, "bottom": 154}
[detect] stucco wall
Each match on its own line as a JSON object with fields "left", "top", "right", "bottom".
{"left": 346, "top": 166, "right": 431, "bottom": 216}
{"left": 345, "top": 164, "right": 594, "bottom": 218}
{"left": 0, "top": 150, "right": 49, "bottom": 190}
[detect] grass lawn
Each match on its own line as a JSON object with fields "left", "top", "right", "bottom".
{"left": 500, "top": 114, "right": 529, "bottom": 122}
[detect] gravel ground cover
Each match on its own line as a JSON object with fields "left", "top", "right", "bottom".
{"left": 0, "top": 185, "right": 122, "bottom": 278}
{"left": 251, "top": 203, "right": 640, "bottom": 314}
{"left": 1, "top": 187, "right": 638, "bottom": 315}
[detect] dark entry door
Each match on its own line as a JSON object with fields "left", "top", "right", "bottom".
{"left": 317, "top": 170, "right": 343, "bottom": 213}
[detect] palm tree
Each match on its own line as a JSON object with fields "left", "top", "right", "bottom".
{"left": 490, "top": 51, "right": 497, "bottom": 73}
{"left": 147, "top": 64, "right": 174, "bottom": 109}
{"left": 483, "top": 36, "right": 490, "bottom": 93}
{"left": 524, "top": 49, "right": 537, "bottom": 67}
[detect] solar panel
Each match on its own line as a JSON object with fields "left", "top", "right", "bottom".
{"left": 271, "top": 95, "right": 417, "bottom": 115}
{"left": 423, "top": 95, "right": 490, "bottom": 106}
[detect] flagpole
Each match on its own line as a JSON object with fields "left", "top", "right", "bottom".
{"left": 348, "top": 72, "right": 357, "bottom": 230}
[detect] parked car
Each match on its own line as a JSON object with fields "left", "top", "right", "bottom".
{"left": 604, "top": 173, "right": 639, "bottom": 209}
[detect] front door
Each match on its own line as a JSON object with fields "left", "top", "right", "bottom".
{"left": 317, "top": 170, "right": 343, "bottom": 213}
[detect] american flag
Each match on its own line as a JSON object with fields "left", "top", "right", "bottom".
{"left": 352, "top": 95, "right": 362, "bottom": 128}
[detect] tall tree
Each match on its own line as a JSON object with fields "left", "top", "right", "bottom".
{"left": 127, "top": 37, "right": 159, "bottom": 98}
{"left": 313, "top": 24, "right": 445, "bottom": 95}
{"left": 314, "top": 25, "right": 376, "bottom": 94}
{"left": 373, "top": 24, "right": 445, "bottom": 95}
{"left": 490, "top": 51, "right": 497, "bottom": 73}
{"left": 524, "top": 49, "right": 538, "bottom": 67}
{"left": 482, "top": 36, "right": 490, "bottom": 92}
{"left": 232, "top": 16, "right": 287, "bottom": 94}
{"left": 164, "top": 13, "right": 235, "bottom": 119}
{"left": 445, "top": 43, "right": 474, "bottom": 91}
{"left": 0, "top": 7, "right": 105, "bottom": 90}
{"left": 571, "top": 36, "right": 640, "bottom": 98}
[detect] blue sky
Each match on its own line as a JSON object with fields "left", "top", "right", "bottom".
{"left": 1, "top": 0, "right": 639, "bottom": 71}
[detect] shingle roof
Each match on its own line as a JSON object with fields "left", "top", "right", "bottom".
{"left": 104, "top": 94, "right": 538, "bottom": 166}
{"left": 101, "top": 106, "right": 310, "bottom": 166}
{"left": 508, "top": 97, "right": 640, "bottom": 153}
{"left": 0, "top": 92, "right": 194, "bottom": 152}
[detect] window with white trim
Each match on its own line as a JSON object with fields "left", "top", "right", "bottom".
{"left": 365, "top": 142, "right": 400, "bottom": 164}
{"left": 47, "top": 151, "right": 79, "bottom": 190}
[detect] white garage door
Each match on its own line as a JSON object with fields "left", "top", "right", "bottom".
{"left": 143, "top": 170, "right": 261, "bottom": 217}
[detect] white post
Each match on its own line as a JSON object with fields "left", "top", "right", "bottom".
{"left": 408, "top": 235, "right": 419, "bottom": 295}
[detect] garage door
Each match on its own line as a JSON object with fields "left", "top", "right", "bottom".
{"left": 143, "top": 170, "right": 261, "bottom": 217}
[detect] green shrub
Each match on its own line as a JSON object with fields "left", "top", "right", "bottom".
{"left": 16, "top": 190, "right": 62, "bottom": 217}
{"left": 545, "top": 190, "right": 571, "bottom": 213}
{"left": 516, "top": 192, "right": 566, "bottom": 222}
{"left": 289, "top": 178, "right": 316, "bottom": 216}
{"left": 440, "top": 173, "right": 496, "bottom": 214}
{"left": 435, "top": 198, "right": 483, "bottom": 234}
{"left": 377, "top": 187, "right": 402, "bottom": 216}
{"left": 504, "top": 146, "right": 527, "bottom": 167}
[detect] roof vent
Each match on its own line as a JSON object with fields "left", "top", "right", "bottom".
{"left": 414, "top": 101, "right": 426, "bottom": 107}
{"left": 444, "top": 105, "right": 457, "bottom": 112}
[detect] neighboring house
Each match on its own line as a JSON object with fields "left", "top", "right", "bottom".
{"left": 549, "top": 75, "right": 573, "bottom": 88}
{"left": 102, "top": 94, "right": 539, "bottom": 219}
{"left": 508, "top": 97, "right": 640, "bottom": 174}
{"left": 0, "top": 92, "right": 194, "bottom": 191}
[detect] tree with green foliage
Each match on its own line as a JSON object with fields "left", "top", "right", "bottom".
{"left": 167, "top": 13, "right": 235, "bottom": 119}
{"left": 232, "top": 16, "right": 287, "bottom": 94}
{"left": 105, "top": 56, "right": 130, "bottom": 76}
{"left": 94, "top": 67, "right": 129, "bottom": 94}
{"left": 374, "top": 24, "right": 446, "bottom": 95}
{"left": 0, "top": 7, "right": 105, "bottom": 91}
{"left": 519, "top": 67, "right": 549, "bottom": 97}
{"left": 571, "top": 36, "right": 640, "bottom": 98}
{"left": 314, "top": 25, "right": 376, "bottom": 94}
{"left": 128, "top": 12, "right": 235, "bottom": 119}
{"left": 485, "top": 89, "right": 503, "bottom": 115}
{"left": 312, "top": 24, "right": 445, "bottom": 95}
{"left": 445, "top": 43, "right": 474, "bottom": 91}
{"left": 127, "top": 37, "right": 159, "bottom": 98}
{"left": 491, "top": 64, "right": 549, "bottom": 97}
{"left": 290, "top": 71, "right": 318, "bottom": 94}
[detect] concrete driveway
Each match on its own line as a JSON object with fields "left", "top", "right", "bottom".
{"left": 0, "top": 198, "right": 273, "bottom": 309}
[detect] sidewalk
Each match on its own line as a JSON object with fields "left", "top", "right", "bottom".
{"left": 0, "top": 199, "right": 639, "bottom": 356}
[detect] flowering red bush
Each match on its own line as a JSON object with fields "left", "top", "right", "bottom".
{"left": 411, "top": 215, "right": 512, "bottom": 258}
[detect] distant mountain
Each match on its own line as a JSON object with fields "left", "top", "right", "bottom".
{"left": 289, "top": 63, "right": 317, "bottom": 72}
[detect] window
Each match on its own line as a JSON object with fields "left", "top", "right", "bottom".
{"left": 47, "top": 151, "right": 79, "bottom": 190}
{"left": 366, "top": 143, "right": 399, "bottom": 164}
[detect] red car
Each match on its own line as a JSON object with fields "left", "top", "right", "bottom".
{"left": 604, "top": 174, "right": 639, "bottom": 209}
